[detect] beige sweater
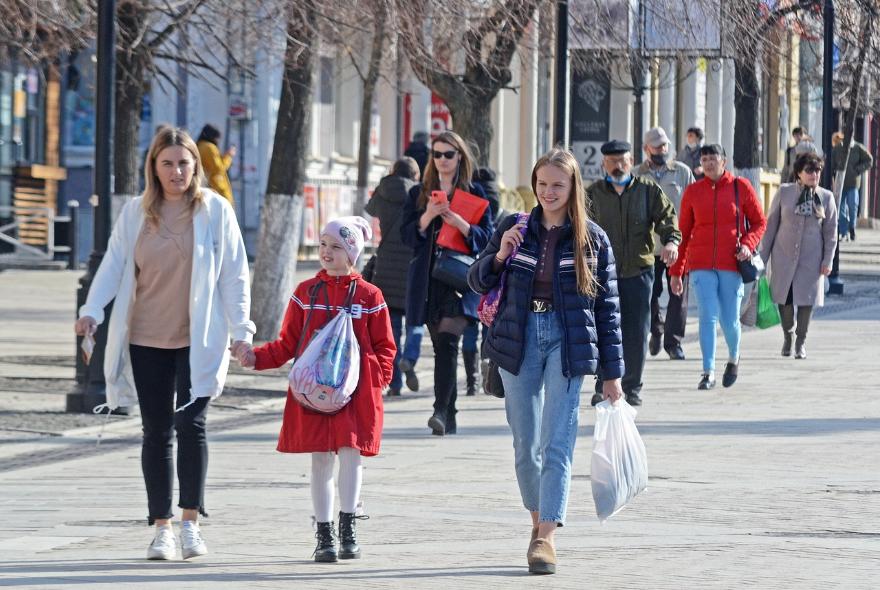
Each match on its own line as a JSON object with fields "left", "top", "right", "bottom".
{"left": 130, "top": 198, "right": 194, "bottom": 348}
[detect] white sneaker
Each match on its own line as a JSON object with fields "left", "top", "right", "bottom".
{"left": 147, "top": 525, "right": 177, "bottom": 560}
{"left": 180, "top": 520, "right": 208, "bottom": 559}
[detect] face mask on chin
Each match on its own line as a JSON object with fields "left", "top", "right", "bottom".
{"left": 687, "top": 141, "right": 697, "bottom": 149}
{"left": 650, "top": 153, "right": 668, "bottom": 166}
{"left": 606, "top": 173, "right": 632, "bottom": 186}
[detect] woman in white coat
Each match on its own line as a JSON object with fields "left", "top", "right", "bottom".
{"left": 74, "top": 127, "right": 254, "bottom": 560}
{"left": 759, "top": 152, "right": 838, "bottom": 358}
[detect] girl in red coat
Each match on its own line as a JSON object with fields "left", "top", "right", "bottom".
{"left": 237, "top": 216, "right": 396, "bottom": 562}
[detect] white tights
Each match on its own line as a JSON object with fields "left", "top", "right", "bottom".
{"left": 311, "top": 447, "right": 362, "bottom": 523}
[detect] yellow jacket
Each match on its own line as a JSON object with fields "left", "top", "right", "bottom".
{"left": 197, "top": 140, "right": 234, "bottom": 204}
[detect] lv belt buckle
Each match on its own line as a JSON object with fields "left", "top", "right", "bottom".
{"left": 531, "top": 300, "right": 551, "bottom": 313}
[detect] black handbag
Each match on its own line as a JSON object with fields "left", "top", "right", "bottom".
{"left": 482, "top": 358, "right": 505, "bottom": 398}
{"left": 431, "top": 248, "right": 475, "bottom": 292}
{"left": 733, "top": 177, "right": 765, "bottom": 283}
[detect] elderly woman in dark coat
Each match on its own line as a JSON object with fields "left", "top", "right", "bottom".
{"left": 759, "top": 153, "right": 838, "bottom": 359}
{"left": 365, "top": 157, "right": 422, "bottom": 396}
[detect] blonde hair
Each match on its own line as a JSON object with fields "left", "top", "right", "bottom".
{"left": 831, "top": 132, "right": 844, "bottom": 147}
{"left": 417, "top": 131, "right": 476, "bottom": 208}
{"left": 142, "top": 127, "right": 205, "bottom": 226}
{"left": 531, "top": 147, "right": 598, "bottom": 298}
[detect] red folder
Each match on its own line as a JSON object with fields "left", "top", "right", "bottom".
{"left": 436, "top": 189, "right": 489, "bottom": 253}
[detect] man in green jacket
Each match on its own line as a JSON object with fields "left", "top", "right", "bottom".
{"left": 586, "top": 139, "right": 682, "bottom": 407}
{"left": 831, "top": 138, "right": 873, "bottom": 241}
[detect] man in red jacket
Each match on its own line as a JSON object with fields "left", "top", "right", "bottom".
{"left": 670, "top": 145, "right": 766, "bottom": 389}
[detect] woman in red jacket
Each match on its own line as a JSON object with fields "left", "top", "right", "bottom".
{"left": 670, "top": 145, "right": 766, "bottom": 389}
{"left": 237, "top": 217, "right": 396, "bottom": 563}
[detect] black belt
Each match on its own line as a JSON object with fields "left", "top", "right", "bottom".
{"left": 531, "top": 300, "right": 553, "bottom": 313}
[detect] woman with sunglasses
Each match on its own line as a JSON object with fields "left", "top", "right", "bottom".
{"left": 401, "top": 130, "right": 494, "bottom": 436}
{"left": 758, "top": 152, "right": 838, "bottom": 358}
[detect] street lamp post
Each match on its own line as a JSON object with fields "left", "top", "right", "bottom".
{"left": 553, "top": 0, "right": 569, "bottom": 146}
{"left": 821, "top": 0, "right": 844, "bottom": 296}
{"left": 67, "top": 0, "right": 119, "bottom": 413}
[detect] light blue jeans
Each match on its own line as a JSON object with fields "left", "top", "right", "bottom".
{"left": 838, "top": 188, "right": 859, "bottom": 236}
{"left": 498, "top": 311, "right": 584, "bottom": 525}
{"left": 690, "top": 269, "right": 744, "bottom": 373}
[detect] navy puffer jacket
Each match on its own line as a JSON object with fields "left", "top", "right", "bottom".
{"left": 468, "top": 207, "right": 624, "bottom": 379}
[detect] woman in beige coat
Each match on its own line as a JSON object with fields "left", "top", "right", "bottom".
{"left": 759, "top": 153, "right": 838, "bottom": 358}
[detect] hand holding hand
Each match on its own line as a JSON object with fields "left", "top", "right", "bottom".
{"left": 602, "top": 378, "right": 624, "bottom": 403}
{"left": 661, "top": 242, "right": 679, "bottom": 266}
{"left": 496, "top": 222, "right": 527, "bottom": 261}
{"left": 75, "top": 316, "right": 97, "bottom": 336}
{"left": 670, "top": 275, "right": 684, "bottom": 296}
{"left": 230, "top": 340, "right": 255, "bottom": 368}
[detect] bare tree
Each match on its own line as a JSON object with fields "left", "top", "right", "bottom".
{"left": 0, "top": 1, "right": 93, "bottom": 62}
{"left": 250, "top": 0, "right": 318, "bottom": 340}
{"left": 396, "top": 0, "right": 543, "bottom": 165}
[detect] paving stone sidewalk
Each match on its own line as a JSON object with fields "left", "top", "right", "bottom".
{"left": 0, "top": 234, "right": 878, "bottom": 588}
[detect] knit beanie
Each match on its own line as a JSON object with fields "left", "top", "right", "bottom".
{"left": 322, "top": 216, "right": 373, "bottom": 264}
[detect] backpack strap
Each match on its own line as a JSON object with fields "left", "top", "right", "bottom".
{"left": 342, "top": 279, "right": 358, "bottom": 310}
{"left": 293, "top": 281, "right": 325, "bottom": 359}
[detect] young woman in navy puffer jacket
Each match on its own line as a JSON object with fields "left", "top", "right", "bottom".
{"left": 468, "top": 148, "right": 624, "bottom": 576}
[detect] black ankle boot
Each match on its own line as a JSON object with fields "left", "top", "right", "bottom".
{"left": 313, "top": 521, "right": 337, "bottom": 562}
{"left": 338, "top": 511, "right": 365, "bottom": 559}
{"left": 463, "top": 350, "right": 478, "bottom": 396}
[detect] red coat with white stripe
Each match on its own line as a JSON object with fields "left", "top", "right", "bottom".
{"left": 254, "top": 270, "right": 396, "bottom": 456}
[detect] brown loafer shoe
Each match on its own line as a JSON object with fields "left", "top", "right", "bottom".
{"left": 527, "top": 538, "right": 556, "bottom": 575}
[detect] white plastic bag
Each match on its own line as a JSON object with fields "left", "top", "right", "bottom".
{"left": 288, "top": 305, "right": 360, "bottom": 415}
{"left": 591, "top": 399, "right": 648, "bottom": 523}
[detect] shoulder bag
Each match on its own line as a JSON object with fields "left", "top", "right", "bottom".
{"left": 733, "top": 177, "right": 765, "bottom": 283}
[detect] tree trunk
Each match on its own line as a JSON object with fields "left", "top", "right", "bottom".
{"left": 114, "top": 2, "right": 147, "bottom": 199}
{"left": 837, "top": 12, "right": 873, "bottom": 198}
{"left": 355, "top": 3, "right": 387, "bottom": 218}
{"left": 446, "top": 95, "right": 494, "bottom": 167}
{"left": 250, "top": 3, "right": 317, "bottom": 341}
{"left": 732, "top": 56, "right": 760, "bottom": 172}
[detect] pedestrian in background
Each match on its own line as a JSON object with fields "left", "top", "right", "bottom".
{"left": 781, "top": 126, "right": 806, "bottom": 182}
{"left": 831, "top": 133, "right": 873, "bottom": 241}
{"left": 196, "top": 124, "right": 236, "bottom": 205}
{"left": 670, "top": 144, "right": 766, "bottom": 389}
{"left": 586, "top": 139, "right": 681, "bottom": 407}
{"left": 636, "top": 126, "right": 695, "bottom": 361}
{"left": 74, "top": 127, "right": 254, "bottom": 561}
{"left": 401, "top": 130, "right": 494, "bottom": 436}
{"left": 365, "top": 157, "right": 423, "bottom": 396}
{"left": 404, "top": 130, "right": 431, "bottom": 177}
{"left": 469, "top": 147, "right": 623, "bottom": 575}
{"left": 236, "top": 217, "right": 396, "bottom": 563}
{"left": 759, "top": 153, "right": 838, "bottom": 359}
{"left": 676, "top": 126, "right": 705, "bottom": 179}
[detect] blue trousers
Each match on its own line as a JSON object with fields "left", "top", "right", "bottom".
{"left": 838, "top": 188, "right": 859, "bottom": 236}
{"left": 389, "top": 310, "right": 424, "bottom": 390}
{"left": 690, "top": 270, "right": 744, "bottom": 373}
{"left": 499, "top": 311, "right": 584, "bottom": 525}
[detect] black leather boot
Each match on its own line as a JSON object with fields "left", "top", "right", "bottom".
{"left": 463, "top": 350, "right": 478, "bottom": 396}
{"left": 338, "top": 511, "right": 365, "bottom": 559}
{"left": 429, "top": 332, "right": 460, "bottom": 436}
{"left": 313, "top": 521, "right": 337, "bottom": 562}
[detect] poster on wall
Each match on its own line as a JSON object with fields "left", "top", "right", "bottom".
{"left": 430, "top": 94, "right": 451, "bottom": 139}
{"left": 570, "top": 63, "right": 611, "bottom": 182}
{"left": 302, "top": 184, "right": 319, "bottom": 246}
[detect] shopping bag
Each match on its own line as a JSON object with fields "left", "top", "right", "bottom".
{"left": 477, "top": 212, "right": 529, "bottom": 327}
{"left": 591, "top": 399, "right": 648, "bottom": 523}
{"left": 755, "top": 276, "right": 781, "bottom": 329}
{"left": 288, "top": 282, "right": 360, "bottom": 414}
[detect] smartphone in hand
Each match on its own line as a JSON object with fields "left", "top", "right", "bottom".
{"left": 431, "top": 190, "right": 448, "bottom": 204}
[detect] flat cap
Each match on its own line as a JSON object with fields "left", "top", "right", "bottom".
{"left": 644, "top": 127, "right": 670, "bottom": 148}
{"left": 601, "top": 140, "right": 632, "bottom": 155}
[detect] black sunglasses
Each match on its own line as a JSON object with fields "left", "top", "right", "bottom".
{"left": 432, "top": 150, "right": 458, "bottom": 160}
{"left": 802, "top": 165, "right": 822, "bottom": 173}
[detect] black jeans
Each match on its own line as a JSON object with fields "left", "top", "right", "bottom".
{"left": 650, "top": 256, "right": 688, "bottom": 351}
{"left": 130, "top": 344, "right": 210, "bottom": 524}
{"left": 597, "top": 267, "right": 654, "bottom": 396}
